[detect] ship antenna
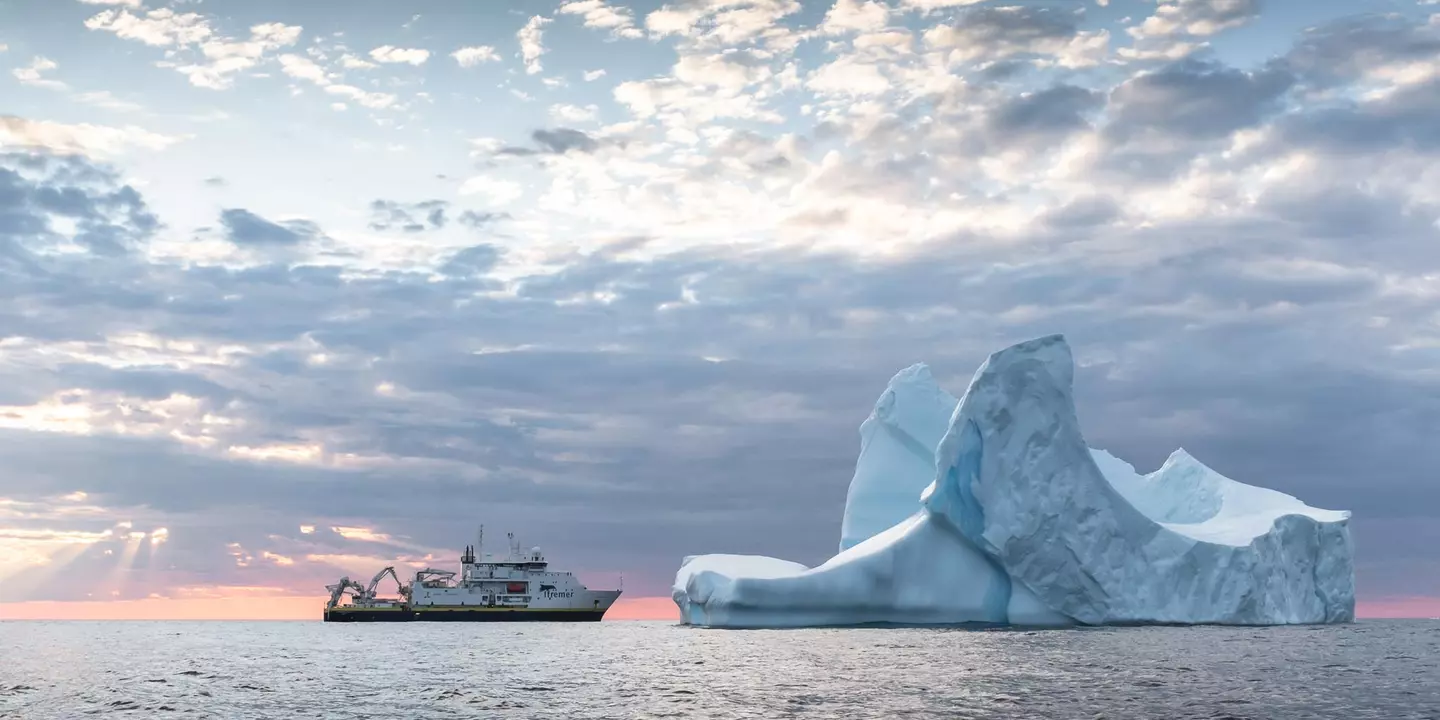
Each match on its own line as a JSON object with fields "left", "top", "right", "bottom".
{"left": 477, "top": 525, "right": 484, "bottom": 557}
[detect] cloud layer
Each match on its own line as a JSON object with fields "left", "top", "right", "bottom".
{"left": 2, "top": 0, "right": 1439, "bottom": 606}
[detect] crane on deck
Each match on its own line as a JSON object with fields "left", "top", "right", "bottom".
{"left": 325, "top": 566, "right": 408, "bottom": 609}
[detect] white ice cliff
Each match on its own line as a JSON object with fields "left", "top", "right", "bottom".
{"left": 673, "top": 334, "right": 1355, "bottom": 628}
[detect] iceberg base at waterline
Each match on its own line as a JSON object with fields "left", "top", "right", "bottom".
{"left": 672, "top": 335, "right": 1355, "bottom": 629}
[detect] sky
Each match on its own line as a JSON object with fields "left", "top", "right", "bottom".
{"left": 1, "top": 0, "right": 1439, "bottom": 621}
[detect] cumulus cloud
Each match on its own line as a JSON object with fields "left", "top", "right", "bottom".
{"left": 550, "top": 103, "right": 600, "bottom": 124}
{"left": 218, "top": 208, "right": 322, "bottom": 245}
{"left": 278, "top": 53, "right": 399, "bottom": 110}
{"left": 518, "top": 15, "right": 551, "bottom": 75}
{"left": 645, "top": 0, "right": 803, "bottom": 47}
{"left": 0, "top": 115, "right": 184, "bottom": 157}
{"left": 1121, "top": 0, "right": 1260, "bottom": 60}
{"left": 922, "top": 5, "right": 1110, "bottom": 68}
{"left": 820, "top": 0, "right": 890, "bottom": 35}
{"left": 83, "top": 7, "right": 213, "bottom": 46}
{"left": 457, "top": 176, "right": 523, "bottom": 204}
{"left": 1128, "top": 0, "right": 1260, "bottom": 39}
{"left": 451, "top": 45, "right": 500, "bottom": 67}
{"left": 174, "top": 22, "right": 303, "bottom": 89}
{"left": 369, "top": 45, "right": 430, "bottom": 65}
{"left": 559, "top": 0, "right": 644, "bottom": 39}
{"left": 0, "top": 151, "right": 158, "bottom": 256}
{"left": 367, "top": 199, "right": 449, "bottom": 232}
{"left": 84, "top": 7, "right": 302, "bottom": 89}
{"left": 12, "top": 56, "right": 67, "bottom": 90}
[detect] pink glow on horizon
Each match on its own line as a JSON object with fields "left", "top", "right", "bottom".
{"left": 0, "top": 595, "right": 682, "bottom": 621}
{"left": 1, "top": 595, "right": 1432, "bottom": 622}
{"left": 604, "top": 596, "right": 680, "bottom": 621}
{"left": 1355, "top": 597, "right": 1440, "bottom": 619}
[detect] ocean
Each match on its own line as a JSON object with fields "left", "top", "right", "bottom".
{"left": 1, "top": 619, "right": 1436, "bottom": 719}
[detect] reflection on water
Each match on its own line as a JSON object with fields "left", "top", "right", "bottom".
{"left": 1, "top": 619, "right": 1436, "bottom": 719}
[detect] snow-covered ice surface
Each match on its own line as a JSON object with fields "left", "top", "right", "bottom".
{"left": 838, "top": 363, "right": 958, "bottom": 554}
{"left": 672, "top": 555, "right": 810, "bottom": 626}
{"left": 673, "top": 334, "right": 1355, "bottom": 628}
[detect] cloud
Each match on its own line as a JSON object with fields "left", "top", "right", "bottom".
{"left": 84, "top": 7, "right": 302, "bottom": 89}
{"left": 1128, "top": 0, "right": 1260, "bottom": 39}
{"left": 1122, "top": 0, "right": 1260, "bottom": 59}
{"left": 458, "top": 210, "right": 508, "bottom": 229}
{"left": 558, "top": 0, "right": 644, "bottom": 39}
{"left": 457, "top": 176, "right": 523, "bottom": 204}
{"left": 339, "top": 54, "right": 378, "bottom": 70}
{"left": 5, "top": 2, "right": 1440, "bottom": 608}
{"left": 324, "top": 85, "right": 398, "bottom": 109}
{"left": 367, "top": 199, "right": 449, "bottom": 233}
{"left": 490, "top": 128, "right": 611, "bottom": 159}
{"left": 0, "top": 151, "right": 158, "bottom": 257}
{"left": 369, "top": 45, "right": 430, "bottom": 65}
{"left": 922, "top": 5, "right": 1110, "bottom": 68}
{"left": 820, "top": 0, "right": 890, "bottom": 35}
{"left": 218, "top": 208, "right": 321, "bottom": 245}
{"left": 1105, "top": 59, "right": 1295, "bottom": 142}
{"left": 438, "top": 244, "right": 504, "bottom": 276}
{"left": 278, "top": 54, "right": 329, "bottom": 84}
{"left": 74, "top": 91, "right": 145, "bottom": 113}
{"left": 1284, "top": 13, "right": 1440, "bottom": 90}
{"left": 518, "top": 15, "right": 551, "bottom": 74}
{"left": 13, "top": 56, "right": 68, "bottom": 91}
{"left": 83, "top": 8, "right": 213, "bottom": 47}
{"left": 550, "top": 103, "right": 600, "bottom": 124}
{"left": 278, "top": 54, "right": 399, "bottom": 110}
{"left": 532, "top": 128, "right": 600, "bottom": 154}
{"left": 173, "top": 22, "right": 303, "bottom": 89}
{"left": 897, "top": 0, "right": 988, "bottom": 9}
{"left": 0, "top": 116, "right": 184, "bottom": 157}
{"left": 451, "top": 45, "right": 500, "bottom": 67}
{"left": 645, "top": 0, "right": 803, "bottom": 48}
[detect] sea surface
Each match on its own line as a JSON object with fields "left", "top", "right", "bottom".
{"left": 1, "top": 619, "right": 1437, "bottom": 719}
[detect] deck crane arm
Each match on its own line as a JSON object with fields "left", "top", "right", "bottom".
{"left": 324, "top": 576, "right": 365, "bottom": 609}
{"left": 364, "top": 566, "right": 404, "bottom": 600}
{"left": 415, "top": 568, "right": 455, "bottom": 583}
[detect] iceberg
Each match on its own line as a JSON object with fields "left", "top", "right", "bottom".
{"left": 673, "top": 334, "right": 1355, "bottom": 628}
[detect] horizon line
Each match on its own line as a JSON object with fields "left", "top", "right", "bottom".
{"left": 1, "top": 596, "right": 1436, "bottom": 622}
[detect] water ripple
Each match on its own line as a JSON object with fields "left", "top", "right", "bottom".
{"left": 0, "top": 619, "right": 1436, "bottom": 719}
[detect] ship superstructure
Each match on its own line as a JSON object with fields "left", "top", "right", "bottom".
{"left": 324, "top": 527, "right": 622, "bottom": 622}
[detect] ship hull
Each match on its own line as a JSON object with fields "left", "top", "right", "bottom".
{"left": 324, "top": 607, "right": 610, "bottom": 623}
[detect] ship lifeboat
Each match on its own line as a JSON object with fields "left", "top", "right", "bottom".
{"left": 506, "top": 582, "right": 527, "bottom": 594}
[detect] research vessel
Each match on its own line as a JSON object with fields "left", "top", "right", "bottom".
{"left": 323, "top": 527, "right": 622, "bottom": 622}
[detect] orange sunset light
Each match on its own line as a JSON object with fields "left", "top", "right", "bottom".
{"left": 2, "top": 596, "right": 1436, "bottom": 622}
{"left": 2, "top": 595, "right": 1435, "bottom": 621}
{"left": 0, "top": 595, "right": 683, "bottom": 621}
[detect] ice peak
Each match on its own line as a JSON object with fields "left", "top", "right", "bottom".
{"left": 887, "top": 362, "right": 935, "bottom": 388}
{"left": 975, "top": 333, "right": 1075, "bottom": 393}
{"left": 1156, "top": 447, "right": 1216, "bottom": 481}
{"left": 1166, "top": 447, "right": 1200, "bottom": 466}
